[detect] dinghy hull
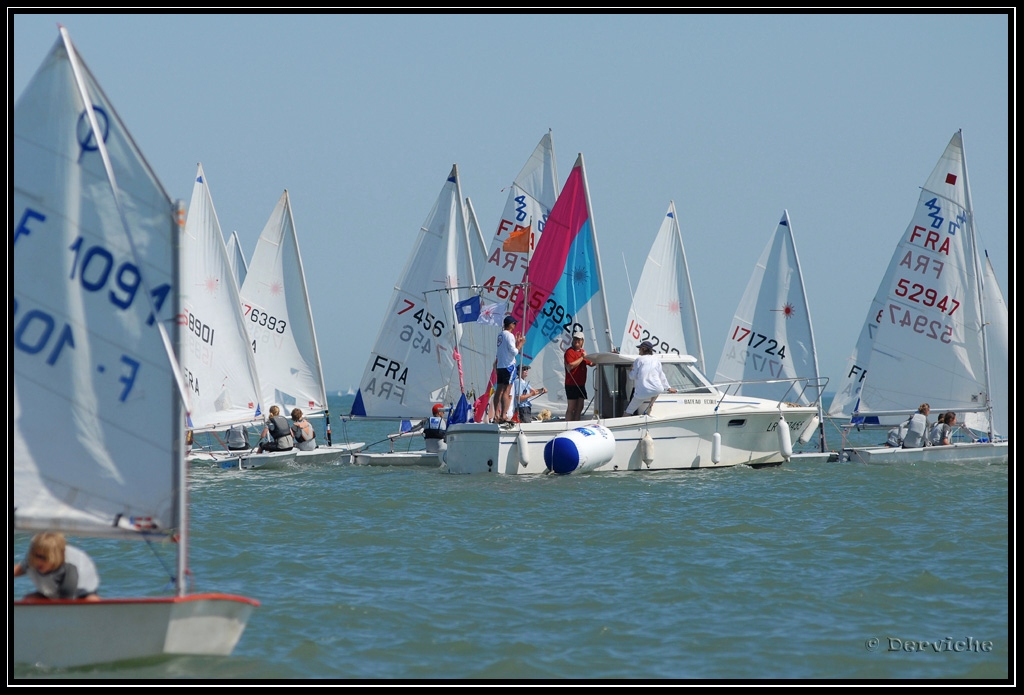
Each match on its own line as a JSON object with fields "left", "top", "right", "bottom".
{"left": 13, "top": 593, "right": 259, "bottom": 668}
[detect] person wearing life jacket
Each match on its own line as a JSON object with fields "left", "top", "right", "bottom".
{"left": 885, "top": 421, "right": 908, "bottom": 447}
{"left": 257, "top": 405, "right": 295, "bottom": 453}
{"left": 930, "top": 411, "right": 955, "bottom": 446}
{"left": 290, "top": 407, "right": 317, "bottom": 451}
{"left": 423, "top": 403, "right": 447, "bottom": 454}
{"left": 224, "top": 424, "right": 250, "bottom": 451}
{"left": 901, "top": 403, "right": 932, "bottom": 449}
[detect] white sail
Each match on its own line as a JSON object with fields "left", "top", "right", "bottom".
{"left": 14, "top": 31, "right": 182, "bottom": 539}
{"left": 851, "top": 132, "right": 991, "bottom": 422}
{"left": 227, "top": 230, "right": 249, "bottom": 287}
{"left": 714, "top": 210, "right": 820, "bottom": 405}
{"left": 454, "top": 197, "right": 500, "bottom": 403}
{"left": 239, "top": 191, "right": 328, "bottom": 416}
{"left": 351, "top": 165, "right": 471, "bottom": 418}
{"left": 620, "top": 201, "right": 705, "bottom": 372}
{"left": 963, "top": 252, "right": 1008, "bottom": 437}
{"left": 181, "top": 165, "right": 263, "bottom": 431}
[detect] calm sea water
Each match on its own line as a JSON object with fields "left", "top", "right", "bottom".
{"left": 13, "top": 396, "right": 1009, "bottom": 680}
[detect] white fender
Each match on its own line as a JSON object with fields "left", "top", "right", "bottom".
{"left": 711, "top": 432, "right": 721, "bottom": 464}
{"left": 516, "top": 432, "right": 530, "bottom": 468}
{"left": 436, "top": 439, "right": 448, "bottom": 466}
{"left": 798, "top": 415, "right": 820, "bottom": 444}
{"left": 544, "top": 425, "right": 615, "bottom": 475}
{"left": 777, "top": 415, "right": 793, "bottom": 460}
{"left": 640, "top": 431, "right": 655, "bottom": 467}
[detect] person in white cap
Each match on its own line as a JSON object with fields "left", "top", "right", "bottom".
{"left": 626, "top": 340, "right": 677, "bottom": 415}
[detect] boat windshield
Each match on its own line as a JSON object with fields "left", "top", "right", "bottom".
{"left": 663, "top": 363, "right": 713, "bottom": 394}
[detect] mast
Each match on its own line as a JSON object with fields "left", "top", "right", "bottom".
{"left": 577, "top": 153, "right": 614, "bottom": 352}
{"left": 958, "top": 130, "right": 995, "bottom": 442}
{"left": 173, "top": 200, "right": 188, "bottom": 596}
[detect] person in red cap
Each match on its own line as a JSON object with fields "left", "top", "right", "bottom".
{"left": 422, "top": 403, "right": 447, "bottom": 453}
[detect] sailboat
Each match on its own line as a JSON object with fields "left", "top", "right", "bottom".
{"left": 13, "top": 27, "right": 257, "bottom": 667}
{"left": 620, "top": 201, "right": 705, "bottom": 371}
{"left": 180, "top": 165, "right": 296, "bottom": 470}
{"left": 712, "top": 210, "right": 832, "bottom": 461}
{"left": 834, "top": 131, "right": 1008, "bottom": 464}
{"left": 237, "top": 191, "right": 363, "bottom": 464}
{"left": 349, "top": 165, "right": 480, "bottom": 466}
{"left": 444, "top": 155, "right": 821, "bottom": 475}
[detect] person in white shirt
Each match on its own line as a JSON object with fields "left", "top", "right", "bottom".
{"left": 510, "top": 364, "right": 546, "bottom": 422}
{"left": 492, "top": 315, "right": 525, "bottom": 423}
{"left": 626, "top": 340, "right": 677, "bottom": 416}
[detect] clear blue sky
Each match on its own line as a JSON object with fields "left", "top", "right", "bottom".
{"left": 13, "top": 12, "right": 1011, "bottom": 392}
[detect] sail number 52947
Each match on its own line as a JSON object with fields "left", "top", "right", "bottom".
{"left": 887, "top": 304, "right": 952, "bottom": 343}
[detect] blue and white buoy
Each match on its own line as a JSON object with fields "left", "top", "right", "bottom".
{"left": 543, "top": 425, "right": 616, "bottom": 475}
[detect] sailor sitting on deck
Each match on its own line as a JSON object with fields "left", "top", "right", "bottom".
{"left": 900, "top": 403, "right": 932, "bottom": 449}
{"left": 291, "top": 408, "right": 318, "bottom": 451}
{"left": 257, "top": 405, "right": 295, "bottom": 453}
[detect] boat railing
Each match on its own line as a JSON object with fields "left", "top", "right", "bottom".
{"left": 710, "top": 376, "right": 829, "bottom": 410}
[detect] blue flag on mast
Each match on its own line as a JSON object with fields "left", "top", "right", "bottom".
{"left": 455, "top": 295, "right": 481, "bottom": 323}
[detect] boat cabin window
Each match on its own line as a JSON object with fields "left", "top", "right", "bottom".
{"left": 594, "top": 361, "right": 712, "bottom": 419}
{"left": 663, "top": 363, "right": 713, "bottom": 394}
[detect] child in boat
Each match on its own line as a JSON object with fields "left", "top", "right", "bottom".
{"left": 901, "top": 403, "right": 932, "bottom": 449}
{"left": 930, "top": 412, "right": 956, "bottom": 446}
{"left": 257, "top": 405, "right": 295, "bottom": 453}
{"left": 290, "top": 408, "right": 317, "bottom": 451}
{"left": 13, "top": 532, "right": 100, "bottom": 601}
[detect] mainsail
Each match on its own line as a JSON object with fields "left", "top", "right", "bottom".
{"left": 239, "top": 191, "right": 328, "bottom": 416}
{"left": 843, "top": 132, "right": 995, "bottom": 428}
{"left": 620, "top": 201, "right": 705, "bottom": 372}
{"left": 14, "top": 30, "right": 181, "bottom": 539}
{"left": 713, "top": 210, "right": 820, "bottom": 405}
{"left": 351, "top": 165, "right": 474, "bottom": 419}
{"left": 181, "top": 164, "right": 263, "bottom": 431}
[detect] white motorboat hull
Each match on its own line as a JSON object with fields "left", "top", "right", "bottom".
{"left": 844, "top": 440, "right": 1008, "bottom": 465}
{"left": 351, "top": 450, "right": 442, "bottom": 467}
{"left": 13, "top": 593, "right": 258, "bottom": 668}
{"left": 443, "top": 405, "right": 819, "bottom": 475}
